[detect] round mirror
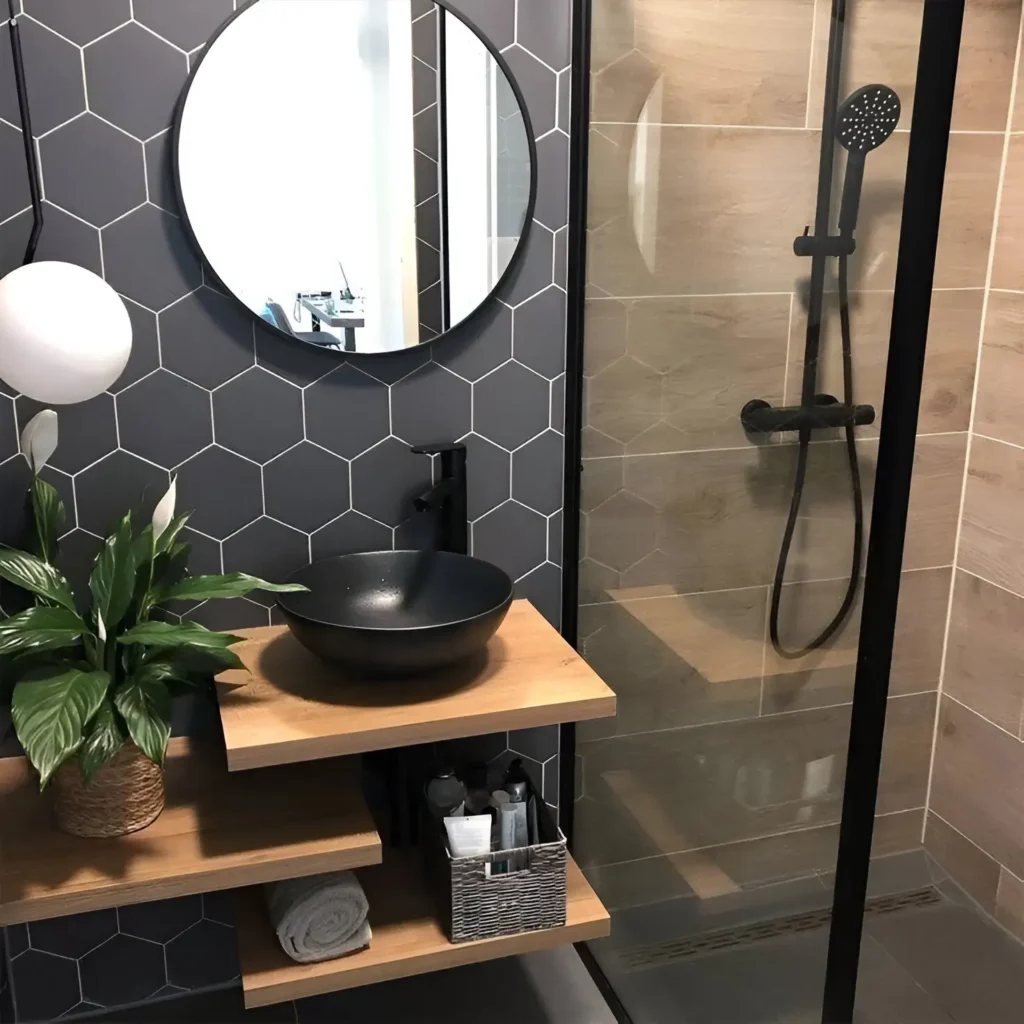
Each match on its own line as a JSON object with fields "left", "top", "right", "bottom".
{"left": 174, "top": 0, "right": 534, "bottom": 355}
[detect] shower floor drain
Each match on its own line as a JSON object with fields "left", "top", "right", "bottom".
{"left": 618, "top": 886, "right": 943, "bottom": 971}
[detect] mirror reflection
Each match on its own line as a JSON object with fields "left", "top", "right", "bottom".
{"left": 175, "top": 0, "right": 533, "bottom": 354}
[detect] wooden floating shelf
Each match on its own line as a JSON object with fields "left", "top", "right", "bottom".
{"left": 235, "top": 851, "right": 610, "bottom": 1007}
{"left": 216, "top": 599, "right": 617, "bottom": 771}
{"left": 0, "top": 739, "right": 381, "bottom": 926}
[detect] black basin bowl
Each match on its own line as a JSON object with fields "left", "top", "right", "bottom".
{"left": 277, "top": 551, "right": 514, "bottom": 675}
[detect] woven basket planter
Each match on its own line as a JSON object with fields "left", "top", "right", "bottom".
{"left": 52, "top": 743, "right": 165, "bottom": 838}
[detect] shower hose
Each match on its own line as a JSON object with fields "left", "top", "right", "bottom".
{"left": 769, "top": 252, "right": 864, "bottom": 660}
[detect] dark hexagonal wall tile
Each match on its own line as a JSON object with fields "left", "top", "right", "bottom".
{"left": 0, "top": 455, "right": 31, "bottom": 551}
{"left": 474, "top": 361, "right": 549, "bottom": 450}
{"left": 264, "top": 442, "right": 350, "bottom": 533}
{"left": 184, "top": 595, "right": 269, "bottom": 630}
{"left": 462, "top": 0, "right": 515, "bottom": 50}
{"left": 213, "top": 367, "right": 302, "bottom": 464}
{"left": 462, "top": 432, "right": 510, "bottom": 520}
{"left": 357, "top": 345, "right": 431, "bottom": 386}
{"left": 24, "top": 0, "right": 130, "bottom": 45}
{"left": 548, "top": 509, "right": 562, "bottom": 566}
{"left": 222, "top": 518, "right": 308, "bottom": 607}
{"left": 0, "top": 394, "right": 15, "bottom": 463}
{"left": 80, "top": 933, "right": 166, "bottom": 1006}
{"left": 118, "top": 369, "right": 211, "bottom": 469}
{"left": 39, "top": 114, "right": 146, "bottom": 227}
{"left": 553, "top": 223, "right": 568, "bottom": 285}
{"left": 501, "top": 46, "right": 557, "bottom": 137}
{"left": 0, "top": 17, "right": 84, "bottom": 134}
{"left": 112, "top": 297, "right": 160, "bottom": 392}
{"left": 391, "top": 363, "right": 471, "bottom": 445}
{"left": 473, "top": 500, "right": 546, "bottom": 580}
{"left": 56, "top": 530, "right": 104, "bottom": 611}
{"left": 76, "top": 451, "right": 168, "bottom": 536}
{"left": 0, "top": 121, "right": 29, "bottom": 224}
{"left": 254, "top": 322, "right": 339, "bottom": 387}
{"left": 517, "top": 3, "right": 571, "bottom": 72}
{"left": 509, "top": 723, "right": 559, "bottom": 762}
{"left": 144, "top": 129, "right": 176, "bottom": 212}
{"left": 515, "top": 560, "right": 561, "bottom": 626}
{"left": 119, "top": 895, "right": 202, "bottom": 944}
{"left": 533, "top": 132, "right": 569, "bottom": 231}
{"left": 440, "top": 304, "right": 512, "bottom": 383}
{"left": 10, "top": 949, "right": 80, "bottom": 1022}
{"left": 351, "top": 437, "right": 432, "bottom": 527}
{"left": 550, "top": 374, "right": 565, "bottom": 432}
{"left": 166, "top": 919, "right": 239, "bottom": 990}
{"left": 134, "top": 0, "right": 233, "bottom": 52}
{"left": 84, "top": 22, "right": 188, "bottom": 141}
{"left": 311, "top": 510, "right": 392, "bottom": 561}
{"left": 16, "top": 394, "right": 116, "bottom": 474}
{"left": 30, "top": 908, "right": 117, "bottom": 959}
{"left": 161, "top": 287, "right": 255, "bottom": 387}
{"left": 176, "top": 446, "right": 261, "bottom": 539}
{"left": 305, "top": 364, "right": 390, "bottom": 459}
{"left": 179, "top": 526, "right": 222, "bottom": 576}
{"left": 0, "top": 202, "right": 102, "bottom": 280}
{"left": 514, "top": 286, "right": 567, "bottom": 379}
{"left": 201, "top": 889, "right": 236, "bottom": 928}
{"left": 104, "top": 205, "right": 202, "bottom": 312}
{"left": 512, "top": 429, "right": 563, "bottom": 514}
{"left": 7, "top": 923, "right": 28, "bottom": 957}
{"left": 501, "top": 224, "right": 554, "bottom": 306}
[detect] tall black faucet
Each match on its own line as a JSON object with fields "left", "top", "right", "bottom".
{"left": 411, "top": 442, "right": 468, "bottom": 554}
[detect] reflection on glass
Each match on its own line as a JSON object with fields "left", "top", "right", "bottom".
{"left": 175, "top": 0, "right": 532, "bottom": 354}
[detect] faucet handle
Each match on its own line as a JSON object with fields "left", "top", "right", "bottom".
{"left": 410, "top": 442, "right": 466, "bottom": 456}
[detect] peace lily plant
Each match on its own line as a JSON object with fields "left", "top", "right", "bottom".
{"left": 0, "top": 410, "right": 307, "bottom": 800}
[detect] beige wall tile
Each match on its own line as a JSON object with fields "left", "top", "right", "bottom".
{"left": 763, "top": 567, "right": 951, "bottom": 713}
{"left": 586, "top": 354, "right": 662, "bottom": 445}
{"left": 960, "top": 434, "right": 1024, "bottom": 594}
{"left": 976, "top": 290, "right": 1024, "bottom": 447}
{"left": 574, "top": 692, "right": 933, "bottom": 867}
{"left": 924, "top": 810, "right": 1001, "bottom": 913}
{"left": 583, "top": 298, "right": 627, "bottom": 376}
{"left": 903, "top": 432, "right": 969, "bottom": 569}
{"left": 993, "top": 137, "right": 1024, "bottom": 289}
{"left": 931, "top": 696, "right": 1024, "bottom": 878}
{"left": 592, "top": 0, "right": 815, "bottom": 129}
{"left": 996, "top": 868, "right": 1024, "bottom": 941}
{"left": 787, "top": 289, "right": 983, "bottom": 435}
{"left": 584, "top": 488, "right": 659, "bottom": 573}
{"left": 810, "top": 0, "right": 1020, "bottom": 133}
{"left": 578, "top": 587, "right": 765, "bottom": 737}
{"left": 944, "top": 569, "right": 1024, "bottom": 735}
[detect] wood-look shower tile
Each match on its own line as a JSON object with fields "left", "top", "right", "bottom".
{"left": 944, "top": 569, "right": 1024, "bottom": 736}
{"left": 996, "top": 868, "right": 1024, "bottom": 942}
{"left": 586, "top": 127, "right": 819, "bottom": 297}
{"left": 573, "top": 693, "right": 934, "bottom": 869}
{"left": 991, "top": 137, "right": 1024, "bottom": 289}
{"left": 625, "top": 294, "right": 790, "bottom": 453}
{"left": 961, "top": 434, "right": 1024, "bottom": 594}
{"left": 786, "top": 289, "right": 982, "bottom": 436}
{"left": 931, "top": 696, "right": 1024, "bottom": 887}
{"left": 902, "top": 432, "right": 968, "bottom": 569}
{"left": 591, "top": 0, "right": 815, "bottom": 128}
{"left": 977, "top": 290, "right": 1024, "bottom": 447}
{"left": 761, "top": 567, "right": 950, "bottom": 714}
{"left": 923, "top": 811, "right": 1001, "bottom": 915}
{"left": 577, "top": 586, "right": 766, "bottom": 736}
{"left": 810, "top": 0, "right": 1019, "bottom": 133}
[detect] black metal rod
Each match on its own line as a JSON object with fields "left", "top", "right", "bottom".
{"left": 8, "top": 0, "right": 44, "bottom": 264}
{"left": 436, "top": 7, "right": 451, "bottom": 333}
{"left": 820, "top": 2, "right": 965, "bottom": 1021}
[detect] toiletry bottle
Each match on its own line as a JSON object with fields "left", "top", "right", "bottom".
{"left": 464, "top": 762, "right": 492, "bottom": 816}
{"left": 426, "top": 766, "right": 466, "bottom": 819}
{"left": 504, "top": 758, "right": 530, "bottom": 803}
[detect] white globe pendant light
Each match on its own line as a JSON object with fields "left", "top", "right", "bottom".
{"left": 0, "top": 262, "right": 133, "bottom": 404}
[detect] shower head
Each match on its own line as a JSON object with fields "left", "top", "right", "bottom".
{"left": 836, "top": 84, "right": 901, "bottom": 155}
{"left": 835, "top": 84, "right": 901, "bottom": 238}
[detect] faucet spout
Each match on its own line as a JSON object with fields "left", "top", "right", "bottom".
{"left": 414, "top": 477, "right": 456, "bottom": 512}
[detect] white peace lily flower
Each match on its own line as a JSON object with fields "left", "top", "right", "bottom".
{"left": 152, "top": 476, "right": 177, "bottom": 542}
{"left": 97, "top": 610, "right": 107, "bottom": 643}
{"left": 19, "top": 409, "right": 58, "bottom": 474}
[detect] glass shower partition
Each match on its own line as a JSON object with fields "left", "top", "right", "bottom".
{"left": 564, "top": 1, "right": 969, "bottom": 1021}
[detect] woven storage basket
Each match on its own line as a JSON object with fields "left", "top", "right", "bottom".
{"left": 426, "top": 797, "right": 567, "bottom": 943}
{"left": 52, "top": 742, "right": 165, "bottom": 838}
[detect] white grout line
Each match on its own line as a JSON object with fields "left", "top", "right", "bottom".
{"left": 944, "top": 692, "right": 1023, "bottom": 744}
{"left": 972, "top": 430, "right": 1024, "bottom": 452}
{"left": 923, "top": 6, "right": 1024, "bottom": 844}
{"left": 804, "top": 0, "right": 818, "bottom": 133}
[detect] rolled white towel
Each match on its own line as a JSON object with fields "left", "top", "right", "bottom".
{"left": 264, "top": 870, "right": 371, "bottom": 964}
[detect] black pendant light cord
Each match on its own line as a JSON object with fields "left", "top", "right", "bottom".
{"left": 8, "top": 0, "right": 44, "bottom": 264}
{"left": 769, "top": 252, "right": 865, "bottom": 660}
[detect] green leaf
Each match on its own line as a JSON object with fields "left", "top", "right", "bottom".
{"left": 30, "top": 476, "right": 66, "bottom": 564}
{"left": 0, "top": 548, "right": 77, "bottom": 612}
{"left": 0, "top": 606, "right": 85, "bottom": 656}
{"left": 158, "top": 573, "right": 308, "bottom": 603}
{"left": 114, "top": 673, "right": 171, "bottom": 765}
{"left": 117, "top": 620, "right": 243, "bottom": 650}
{"left": 155, "top": 512, "right": 189, "bottom": 555}
{"left": 89, "top": 513, "right": 136, "bottom": 630}
{"left": 11, "top": 668, "right": 110, "bottom": 786}
{"left": 78, "top": 700, "right": 126, "bottom": 781}
{"left": 169, "top": 644, "right": 245, "bottom": 678}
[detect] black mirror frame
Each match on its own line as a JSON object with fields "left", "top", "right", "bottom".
{"left": 171, "top": 0, "right": 538, "bottom": 359}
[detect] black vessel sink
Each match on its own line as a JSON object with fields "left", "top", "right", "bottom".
{"left": 277, "top": 551, "right": 514, "bottom": 675}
